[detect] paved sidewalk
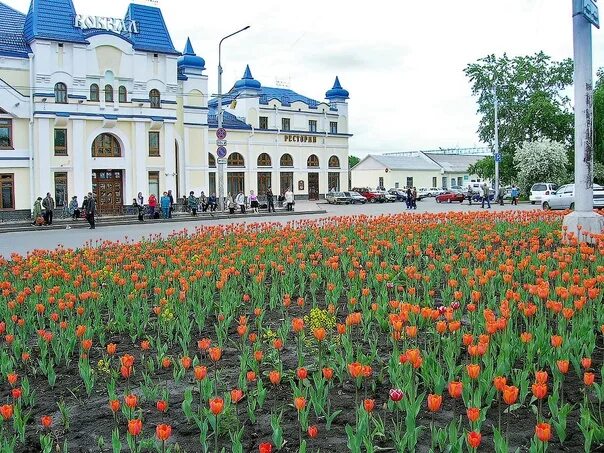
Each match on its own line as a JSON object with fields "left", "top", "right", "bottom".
{"left": 0, "top": 201, "right": 325, "bottom": 234}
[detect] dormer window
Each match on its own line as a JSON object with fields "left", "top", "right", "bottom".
{"left": 54, "top": 83, "right": 67, "bottom": 104}
{"left": 150, "top": 89, "right": 161, "bottom": 108}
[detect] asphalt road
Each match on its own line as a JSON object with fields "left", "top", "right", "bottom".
{"left": 0, "top": 198, "right": 535, "bottom": 257}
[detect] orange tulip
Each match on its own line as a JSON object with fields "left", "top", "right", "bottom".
{"left": 109, "top": 399, "right": 120, "bottom": 412}
{"left": 269, "top": 370, "right": 281, "bottom": 385}
{"left": 230, "top": 388, "right": 244, "bottom": 404}
{"left": 535, "top": 371, "right": 548, "bottom": 384}
{"left": 520, "top": 332, "right": 532, "bottom": 343}
{"left": 556, "top": 360, "right": 569, "bottom": 374}
{"left": 348, "top": 362, "right": 363, "bottom": 379}
{"left": 246, "top": 371, "right": 257, "bottom": 382}
{"left": 531, "top": 382, "right": 548, "bottom": 400}
{"left": 363, "top": 399, "right": 375, "bottom": 412}
{"left": 156, "top": 400, "right": 168, "bottom": 413}
{"left": 297, "top": 367, "right": 308, "bottom": 380}
{"left": 106, "top": 343, "right": 117, "bottom": 355}
{"left": 581, "top": 357, "right": 592, "bottom": 369}
{"left": 6, "top": 373, "right": 17, "bottom": 387}
{"left": 208, "top": 347, "right": 222, "bottom": 362}
{"left": 41, "top": 415, "right": 52, "bottom": 428}
{"left": 467, "top": 431, "right": 481, "bottom": 449}
{"left": 502, "top": 385, "right": 519, "bottom": 405}
{"left": 535, "top": 422, "right": 551, "bottom": 442}
{"left": 156, "top": 424, "right": 172, "bottom": 441}
{"left": 194, "top": 365, "right": 207, "bottom": 381}
{"left": 322, "top": 367, "right": 334, "bottom": 380}
{"left": 209, "top": 397, "right": 224, "bottom": 415}
{"left": 313, "top": 328, "right": 326, "bottom": 342}
{"left": 180, "top": 356, "right": 192, "bottom": 369}
{"left": 292, "top": 318, "right": 304, "bottom": 333}
{"left": 427, "top": 394, "right": 442, "bottom": 412}
{"left": 307, "top": 424, "right": 318, "bottom": 438}
{"left": 466, "top": 364, "right": 481, "bottom": 380}
{"left": 550, "top": 335, "right": 563, "bottom": 348}
{"left": 0, "top": 404, "right": 13, "bottom": 420}
{"left": 294, "top": 396, "right": 306, "bottom": 411}
{"left": 466, "top": 407, "right": 480, "bottom": 423}
{"left": 584, "top": 372, "right": 595, "bottom": 386}
{"left": 448, "top": 381, "right": 463, "bottom": 399}
{"left": 493, "top": 376, "right": 507, "bottom": 392}
{"left": 128, "top": 418, "right": 142, "bottom": 436}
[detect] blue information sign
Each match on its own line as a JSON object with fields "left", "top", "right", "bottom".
{"left": 495, "top": 153, "right": 501, "bottom": 163}
{"left": 217, "top": 146, "right": 227, "bottom": 158}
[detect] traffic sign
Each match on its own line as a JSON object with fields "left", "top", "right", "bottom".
{"left": 217, "top": 158, "right": 227, "bottom": 165}
{"left": 217, "top": 146, "right": 227, "bottom": 158}
{"left": 216, "top": 139, "right": 227, "bottom": 147}
{"left": 495, "top": 153, "right": 501, "bottom": 163}
{"left": 216, "top": 128, "right": 227, "bottom": 140}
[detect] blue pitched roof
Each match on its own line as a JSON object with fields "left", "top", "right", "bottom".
{"left": 0, "top": 2, "right": 31, "bottom": 57}
{"left": 125, "top": 4, "right": 179, "bottom": 55}
{"left": 23, "top": 0, "right": 88, "bottom": 44}
{"left": 208, "top": 86, "right": 324, "bottom": 110}
{"left": 208, "top": 107, "right": 251, "bottom": 130}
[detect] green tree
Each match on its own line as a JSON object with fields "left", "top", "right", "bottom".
{"left": 464, "top": 52, "right": 574, "bottom": 183}
{"left": 349, "top": 155, "right": 360, "bottom": 168}
{"left": 467, "top": 157, "right": 495, "bottom": 180}
{"left": 514, "top": 139, "right": 569, "bottom": 195}
{"left": 594, "top": 68, "right": 604, "bottom": 164}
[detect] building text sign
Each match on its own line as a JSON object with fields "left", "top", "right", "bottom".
{"left": 284, "top": 134, "right": 317, "bottom": 143}
{"left": 74, "top": 15, "right": 140, "bottom": 34}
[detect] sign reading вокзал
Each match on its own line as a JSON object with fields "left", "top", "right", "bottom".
{"left": 74, "top": 15, "right": 140, "bottom": 34}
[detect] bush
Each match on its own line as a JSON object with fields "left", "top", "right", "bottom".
{"left": 513, "top": 139, "right": 569, "bottom": 194}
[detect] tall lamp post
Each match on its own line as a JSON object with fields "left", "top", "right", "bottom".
{"left": 493, "top": 84, "right": 500, "bottom": 199}
{"left": 563, "top": 0, "right": 603, "bottom": 240}
{"left": 217, "top": 26, "right": 250, "bottom": 211}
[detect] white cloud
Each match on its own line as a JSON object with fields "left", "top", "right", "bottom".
{"left": 6, "top": 0, "right": 604, "bottom": 157}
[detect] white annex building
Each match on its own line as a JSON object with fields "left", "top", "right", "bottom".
{"left": 0, "top": 0, "right": 351, "bottom": 218}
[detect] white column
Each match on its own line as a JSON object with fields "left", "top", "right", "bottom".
{"left": 72, "top": 119, "right": 87, "bottom": 196}
{"left": 37, "top": 118, "right": 51, "bottom": 195}
{"left": 123, "top": 126, "right": 133, "bottom": 203}
{"left": 135, "top": 122, "right": 146, "bottom": 195}
{"left": 163, "top": 122, "right": 176, "bottom": 191}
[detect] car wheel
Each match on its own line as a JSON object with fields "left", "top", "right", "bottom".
{"left": 570, "top": 202, "right": 575, "bottom": 210}
{"left": 447, "top": 199, "right": 452, "bottom": 203}
{"left": 543, "top": 202, "right": 550, "bottom": 210}
{"left": 369, "top": 198, "right": 375, "bottom": 203}
{"left": 436, "top": 199, "right": 440, "bottom": 203}
{"left": 531, "top": 201, "right": 535, "bottom": 205}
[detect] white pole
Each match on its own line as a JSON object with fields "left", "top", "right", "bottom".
{"left": 563, "top": 0, "right": 604, "bottom": 240}
{"left": 493, "top": 85, "right": 500, "bottom": 197}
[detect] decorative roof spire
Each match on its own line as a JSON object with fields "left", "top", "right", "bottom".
{"left": 177, "top": 37, "right": 205, "bottom": 71}
{"left": 234, "top": 64, "right": 261, "bottom": 90}
{"left": 325, "top": 76, "right": 349, "bottom": 100}
{"left": 183, "top": 37, "right": 195, "bottom": 55}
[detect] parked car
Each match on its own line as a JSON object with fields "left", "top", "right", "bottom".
{"left": 388, "top": 189, "right": 407, "bottom": 202}
{"left": 344, "top": 191, "right": 367, "bottom": 204}
{"left": 429, "top": 187, "right": 444, "bottom": 196}
{"left": 377, "top": 190, "right": 396, "bottom": 202}
{"left": 541, "top": 184, "right": 604, "bottom": 210}
{"left": 418, "top": 188, "right": 431, "bottom": 198}
{"left": 351, "top": 188, "right": 385, "bottom": 203}
{"left": 325, "top": 192, "right": 352, "bottom": 204}
{"left": 530, "top": 182, "right": 558, "bottom": 205}
{"left": 436, "top": 190, "right": 465, "bottom": 203}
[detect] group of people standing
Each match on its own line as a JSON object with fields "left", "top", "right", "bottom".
{"left": 32, "top": 192, "right": 96, "bottom": 228}
{"left": 405, "top": 187, "right": 418, "bottom": 210}
{"left": 466, "top": 182, "right": 520, "bottom": 208}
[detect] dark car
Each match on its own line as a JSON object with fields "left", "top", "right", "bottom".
{"left": 436, "top": 191, "right": 465, "bottom": 203}
{"left": 388, "top": 189, "right": 407, "bottom": 202}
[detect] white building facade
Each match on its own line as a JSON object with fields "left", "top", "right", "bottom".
{"left": 0, "top": 0, "right": 350, "bottom": 218}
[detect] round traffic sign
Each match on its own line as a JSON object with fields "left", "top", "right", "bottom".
{"left": 216, "top": 128, "right": 227, "bottom": 140}
{"left": 217, "top": 146, "right": 227, "bottom": 158}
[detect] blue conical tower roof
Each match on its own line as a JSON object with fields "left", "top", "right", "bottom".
{"left": 178, "top": 37, "right": 205, "bottom": 71}
{"left": 234, "top": 65, "right": 261, "bottom": 90}
{"left": 24, "top": 0, "right": 87, "bottom": 43}
{"left": 325, "top": 76, "right": 349, "bottom": 100}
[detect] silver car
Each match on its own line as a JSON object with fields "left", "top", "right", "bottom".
{"left": 325, "top": 192, "right": 351, "bottom": 204}
{"left": 541, "top": 184, "right": 604, "bottom": 210}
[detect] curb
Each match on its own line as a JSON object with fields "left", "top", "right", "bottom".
{"left": 0, "top": 209, "right": 328, "bottom": 234}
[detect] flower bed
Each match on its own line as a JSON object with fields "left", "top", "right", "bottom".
{"left": 0, "top": 210, "right": 603, "bottom": 452}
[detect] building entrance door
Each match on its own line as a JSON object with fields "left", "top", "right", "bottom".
{"left": 92, "top": 170, "right": 124, "bottom": 215}
{"left": 227, "top": 172, "right": 245, "bottom": 196}
{"left": 308, "top": 173, "right": 319, "bottom": 200}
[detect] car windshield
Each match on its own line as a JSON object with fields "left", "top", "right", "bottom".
{"left": 532, "top": 184, "right": 547, "bottom": 191}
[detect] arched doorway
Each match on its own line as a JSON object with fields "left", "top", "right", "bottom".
{"left": 91, "top": 133, "right": 123, "bottom": 215}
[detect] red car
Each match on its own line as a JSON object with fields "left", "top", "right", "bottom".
{"left": 351, "top": 188, "right": 385, "bottom": 203}
{"left": 436, "top": 191, "right": 465, "bottom": 203}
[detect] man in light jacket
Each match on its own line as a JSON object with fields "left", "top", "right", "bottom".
{"left": 235, "top": 191, "right": 246, "bottom": 214}
{"left": 285, "top": 188, "right": 294, "bottom": 211}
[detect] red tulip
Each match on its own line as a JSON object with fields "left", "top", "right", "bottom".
{"left": 41, "top": 415, "right": 52, "bottom": 428}
{"left": 128, "top": 419, "right": 142, "bottom": 436}
{"left": 363, "top": 399, "right": 375, "bottom": 412}
{"left": 259, "top": 443, "right": 272, "bottom": 453}
{"left": 535, "top": 422, "right": 551, "bottom": 442}
{"left": 210, "top": 397, "right": 224, "bottom": 415}
{"left": 467, "top": 431, "right": 481, "bottom": 449}
{"left": 307, "top": 425, "right": 318, "bottom": 438}
{"left": 156, "top": 400, "right": 168, "bottom": 413}
{"left": 155, "top": 424, "right": 172, "bottom": 441}
{"left": 231, "top": 388, "right": 244, "bottom": 404}
{"left": 427, "top": 394, "right": 442, "bottom": 412}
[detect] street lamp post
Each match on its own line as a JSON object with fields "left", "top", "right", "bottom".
{"left": 563, "top": 0, "right": 603, "bottom": 240}
{"left": 217, "top": 26, "right": 250, "bottom": 212}
{"left": 493, "top": 84, "right": 500, "bottom": 199}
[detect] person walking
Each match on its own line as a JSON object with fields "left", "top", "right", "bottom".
{"left": 148, "top": 194, "right": 157, "bottom": 219}
{"left": 132, "top": 198, "right": 145, "bottom": 222}
{"left": 511, "top": 185, "right": 520, "bottom": 206}
{"left": 69, "top": 196, "right": 80, "bottom": 220}
{"left": 42, "top": 192, "right": 55, "bottom": 225}
{"left": 86, "top": 192, "right": 96, "bottom": 228}
{"left": 188, "top": 191, "right": 198, "bottom": 216}
{"left": 498, "top": 186, "right": 505, "bottom": 206}
{"left": 249, "top": 190, "right": 259, "bottom": 213}
{"left": 160, "top": 192, "right": 171, "bottom": 219}
{"left": 208, "top": 193, "right": 217, "bottom": 212}
{"left": 227, "top": 193, "right": 236, "bottom": 214}
{"left": 411, "top": 187, "right": 418, "bottom": 210}
{"left": 235, "top": 190, "right": 246, "bottom": 214}
{"left": 285, "top": 188, "right": 294, "bottom": 211}
{"left": 32, "top": 197, "right": 43, "bottom": 226}
{"left": 406, "top": 187, "right": 412, "bottom": 210}
{"left": 481, "top": 182, "right": 491, "bottom": 209}
{"left": 467, "top": 185, "right": 473, "bottom": 206}
{"left": 266, "top": 188, "right": 275, "bottom": 213}
{"left": 167, "top": 190, "right": 174, "bottom": 218}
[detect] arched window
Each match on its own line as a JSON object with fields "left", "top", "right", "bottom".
{"left": 280, "top": 153, "right": 293, "bottom": 167}
{"left": 227, "top": 152, "right": 245, "bottom": 167}
{"left": 257, "top": 153, "right": 272, "bottom": 167}
{"left": 119, "top": 86, "right": 127, "bottom": 103}
{"left": 90, "top": 84, "right": 99, "bottom": 102}
{"left": 54, "top": 83, "right": 67, "bottom": 104}
{"left": 208, "top": 153, "right": 216, "bottom": 168}
{"left": 328, "top": 155, "right": 340, "bottom": 168}
{"left": 150, "top": 89, "right": 161, "bottom": 108}
{"left": 105, "top": 84, "right": 114, "bottom": 103}
{"left": 92, "top": 133, "right": 121, "bottom": 158}
{"left": 307, "top": 154, "right": 320, "bottom": 168}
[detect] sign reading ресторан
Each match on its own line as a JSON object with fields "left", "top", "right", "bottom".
{"left": 74, "top": 15, "right": 140, "bottom": 34}
{"left": 284, "top": 134, "right": 318, "bottom": 143}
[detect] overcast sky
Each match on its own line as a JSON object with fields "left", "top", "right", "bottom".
{"left": 7, "top": 0, "right": 604, "bottom": 157}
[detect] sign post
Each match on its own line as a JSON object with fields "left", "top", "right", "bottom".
{"left": 563, "top": 0, "right": 604, "bottom": 241}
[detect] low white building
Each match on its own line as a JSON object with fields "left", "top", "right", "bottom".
{"left": 351, "top": 149, "right": 488, "bottom": 190}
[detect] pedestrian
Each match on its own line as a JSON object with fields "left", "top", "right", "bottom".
{"left": 498, "top": 186, "right": 505, "bottom": 205}
{"left": 132, "top": 198, "right": 144, "bottom": 221}
{"left": 86, "top": 192, "right": 96, "bottom": 228}
{"left": 411, "top": 187, "right": 417, "bottom": 209}
{"left": 511, "top": 185, "right": 520, "bottom": 206}
{"left": 481, "top": 182, "right": 491, "bottom": 209}
{"left": 208, "top": 193, "right": 217, "bottom": 212}
{"left": 249, "top": 190, "right": 259, "bottom": 213}
{"left": 82, "top": 195, "right": 89, "bottom": 216}
{"left": 167, "top": 190, "right": 174, "bottom": 218}
{"left": 266, "top": 187, "right": 275, "bottom": 213}
{"left": 32, "top": 197, "right": 43, "bottom": 226}
{"left": 160, "top": 191, "right": 171, "bottom": 219}
{"left": 235, "top": 190, "right": 246, "bottom": 214}
{"left": 42, "top": 192, "right": 55, "bottom": 225}
{"left": 188, "top": 191, "right": 198, "bottom": 216}
{"left": 148, "top": 194, "right": 157, "bottom": 219}
{"left": 285, "top": 188, "right": 294, "bottom": 211}
{"left": 69, "top": 196, "right": 80, "bottom": 220}
{"left": 200, "top": 191, "right": 208, "bottom": 212}
{"left": 406, "top": 187, "right": 413, "bottom": 209}
{"left": 137, "top": 191, "right": 144, "bottom": 207}
{"left": 227, "top": 193, "right": 236, "bottom": 214}
{"left": 467, "top": 185, "right": 473, "bottom": 206}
